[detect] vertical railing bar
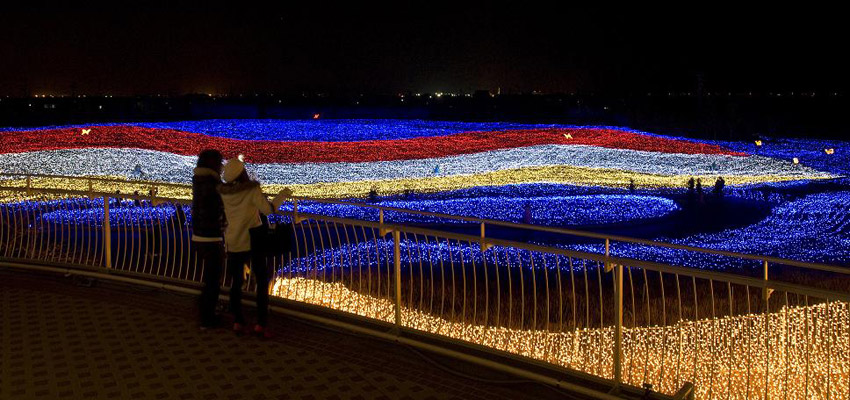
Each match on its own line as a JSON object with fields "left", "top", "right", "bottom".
{"left": 158, "top": 202, "right": 170, "bottom": 277}
{"left": 366, "top": 225, "right": 377, "bottom": 303}
{"left": 401, "top": 231, "right": 412, "bottom": 320}
{"left": 103, "top": 196, "right": 111, "bottom": 268}
{"left": 627, "top": 266, "right": 636, "bottom": 385}
{"left": 403, "top": 231, "right": 414, "bottom": 321}
{"left": 556, "top": 254, "right": 563, "bottom": 335}
{"left": 458, "top": 239, "right": 468, "bottom": 331}
{"left": 614, "top": 262, "right": 623, "bottom": 387}
{"left": 0, "top": 196, "right": 10, "bottom": 258}
{"left": 0, "top": 195, "right": 8, "bottom": 258}
{"left": 393, "top": 230, "right": 401, "bottom": 329}
{"left": 502, "top": 246, "right": 513, "bottom": 351}
{"left": 448, "top": 238, "right": 457, "bottom": 325}
{"left": 530, "top": 253, "right": 538, "bottom": 348}
{"left": 46, "top": 196, "right": 57, "bottom": 263}
{"left": 543, "top": 254, "right": 550, "bottom": 334}
{"left": 763, "top": 260, "right": 770, "bottom": 400}
{"left": 302, "top": 219, "right": 318, "bottom": 303}
{"left": 727, "top": 282, "right": 733, "bottom": 400}
{"left": 675, "top": 273, "right": 683, "bottom": 389}
{"left": 330, "top": 221, "right": 345, "bottom": 311}
{"left": 341, "top": 222, "right": 355, "bottom": 310}
{"left": 827, "top": 297, "right": 832, "bottom": 399}
{"left": 425, "top": 234, "right": 435, "bottom": 324}
{"left": 174, "top": 203, "right": 185, "bottom": 279}
{"left": 707, "top": 279, "right": 716, "bottom": 400}
{"left": 34, "top": 196, "right": 46, "bottom": 261}
{"left": 569, "top": 256, "right": 577, "bottom": 332}
{"left": 84, "top": 198, "right": 94, "bottom": 266}
{"left": 313, "top": 219, "right": 328, "bottom": 308}
{"left": 658, "top": 270, "right": 667, "bottom": 392}
{"left": 297, "top": 219, "right": 310, "bottom": 304}
{"left": 47, "top": 196, "right": 60, "bottom": 263}
{"left": 582, "top": 258, "right": 590, "bottom": 372}
{"left": 434, "top": 235, "right": 446, "bottom": 333}
{"left": 595, "top": 260, "right": 603, "bottom": 377}
{"left": 745, "top": 284, "right": 752, "bottom": 399}
{"left": 642, "top": 267, "right": 650, "bottom": 386}
{"left": 414, "top": 233, "right": 424, "bottom": 318}
{"left": 804, "top": 295, "right": 809, "bottom": 399}
{"left": 692, "top": 276, "right": 699, "bottom": 388}
{"left": 352, "top": 224, "right": 363, "bottom": 307}
{"left": 18, "top": 195, "right": 29, "bottom": 260}
{"left": 783, "top": 291, "right": 790, "bottom": 400}
{"left": 29, "top": 196, "right": 40, "bottom": 261}
{"left": 481, "top": 239, "right": 489, "bottom": 336}
{"left": 518, "top": 249, "right": 526, "bottom": 337}
{"left": 130, "top": 199, "right": 142, "bottom": 271}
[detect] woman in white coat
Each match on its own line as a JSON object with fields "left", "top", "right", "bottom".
{"left": 219, "top": 157, "right": 287, "bottom": 337}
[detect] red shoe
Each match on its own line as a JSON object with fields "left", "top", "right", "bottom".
{"left": 253, "top": 324, "right": 272, "bottom": 339}
{"left": 233, "top": 322, "right": 245, "bottom": 336}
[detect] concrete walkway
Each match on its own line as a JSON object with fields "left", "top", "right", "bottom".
{"left": 0, "top": 269, "right": 568, "bottom": 400}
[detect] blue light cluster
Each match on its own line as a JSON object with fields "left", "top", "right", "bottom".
{"left": 0, "top": 119, "right": 562, "bottom": 141}
{"left": 564, "top": 191, "right": 850, "bottom": 267}
{"left": 282, "top": 195, "right": 679, "bottom": 226}
{"left": 279, "top": 238, "right": 599, "bottom": 275}
{"left": 705, "top": 137, "right": 849, "bottom": 175}
{"left": 1, "top": 199, "right": 190, "bottom": 228}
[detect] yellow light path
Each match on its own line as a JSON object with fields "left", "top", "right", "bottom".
{"left": 0, "top": 166, "right": 834, "bottom": 200}
{"left": 273, "top": 277, "right": 850, "bottom": 400}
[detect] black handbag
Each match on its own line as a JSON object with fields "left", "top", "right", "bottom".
{"left": 255, "top": 213, "right": 294, "bottom": 258}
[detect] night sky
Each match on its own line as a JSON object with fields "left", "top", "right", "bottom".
{"left": 1, "top": 4, "right": 846, "bottom": 96}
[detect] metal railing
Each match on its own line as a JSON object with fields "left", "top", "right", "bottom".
{"left": 1, "top": 174, "right": 849, "bottom": 400}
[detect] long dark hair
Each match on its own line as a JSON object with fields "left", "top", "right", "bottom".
{"left": 196, "top": 149, "right": 223, "bottom": 172}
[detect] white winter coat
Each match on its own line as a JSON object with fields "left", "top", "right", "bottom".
{"left": 218, "top": 181, "right": 273, "bottom": 253}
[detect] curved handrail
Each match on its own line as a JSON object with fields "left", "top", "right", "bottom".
{"left": 1, "top": 172, "right": 847, "bottom": 276}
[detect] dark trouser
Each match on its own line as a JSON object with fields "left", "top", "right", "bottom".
{"left": 227, "top": 227, "right": 271, "bottom": 326}
{"left": 196, "top": 241, "right": 224, "bottom": 327}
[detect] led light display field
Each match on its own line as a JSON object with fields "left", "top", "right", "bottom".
{"left": 0, "top": 146, "right": 829, "bottom": 185}
{"left": 0, "top": 119, "right": 846, "bottom": 264}
{"left": 0, "top": 125, "right": 745, "bottom": 162}
{"left": 0, "top": 198, "right": 190, "bottom": 227}
{"left": 707, "top": 137, "right": 850, "bottom": 175}
{"left": 0, "top": 119, "right": 554, "bottom": 141}
{"left": 272, "top": 276, "right": 850, "bottom": 400}
{"left": 284, "top": 195, "right": 678, "bottom": 226}
{"left": 567, "top": 191, "right": 850, "bottom": 267}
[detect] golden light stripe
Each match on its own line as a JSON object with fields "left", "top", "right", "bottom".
{"left": 262, "top": 165, "right": 834, "bottom": 198}
{"left": 0, "top": 165, "right": 836, "bottom": 201}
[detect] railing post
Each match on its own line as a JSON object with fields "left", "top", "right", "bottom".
{"left": 393, "top": 229, "right": 401, "bottom": 331}
{"left": 103, "top": 196, "right": 112, "bottom": 269}
{"left": 379, "top": 209, "right": 389, "bottom": 236}
{"left": 763, "top": 259, "right": 770, "bottom": 400}
{"left": 479, "top": 222, "right": 489, "bottom": 252}
{"left": 614, "top": 263, "right": 623, "bottom": 387}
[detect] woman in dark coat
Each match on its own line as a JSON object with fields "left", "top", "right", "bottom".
{"left": 192, "top": 149, "right": 226, "bottom": 330}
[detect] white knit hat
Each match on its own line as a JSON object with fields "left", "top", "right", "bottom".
{"left": 222, "top": 157, "right": 245, "bottom": 183}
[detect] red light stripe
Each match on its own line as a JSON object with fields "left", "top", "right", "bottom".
{"left": 0, "top": 126, "right": 746, "bottom": 162}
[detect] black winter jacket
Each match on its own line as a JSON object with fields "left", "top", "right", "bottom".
{"left": 191, "top": 167, "right": 225, "bottom": 239}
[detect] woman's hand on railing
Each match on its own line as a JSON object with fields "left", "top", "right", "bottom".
{"left": 272, "top": 188, "right": 293, "bottom": 212}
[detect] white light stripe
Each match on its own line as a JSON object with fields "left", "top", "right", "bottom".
{"left": 0, "top": 145, "right": 832, "bottom": 185}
